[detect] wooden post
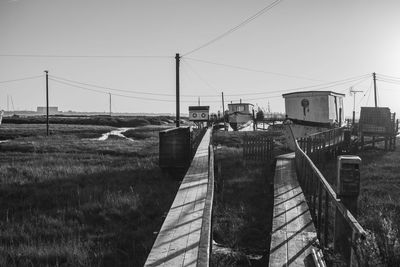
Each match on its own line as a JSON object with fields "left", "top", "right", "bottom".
{"left": 334, "top": 155, "right": 361, "bottom": 266}
{"left": 45, "top": 70, "right": 49, "bottom": 136}
{"left": 343, "top": 129, "right": 351, "bottom": 153}
{"left": 373, "top": 72, "right": 377, "bottom": 107}
{"left": 175, "top": 53, "right": 180, "bottom": 127}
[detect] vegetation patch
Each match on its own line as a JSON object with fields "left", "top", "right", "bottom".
{"left": 211, "top": 131, "right": 274, "bottom": 266}
{"left": 0, "top": 123, "right": 179, "bottom": 266}
{"left": 318, "top": 140, "right": 400, "bottom": 266}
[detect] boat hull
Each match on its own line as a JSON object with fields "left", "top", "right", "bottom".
{"left": 283, "top": 123, "right": 331, "bottom": 150}
{"left": 228, "top": 112, "right": 253, "bottom": 131}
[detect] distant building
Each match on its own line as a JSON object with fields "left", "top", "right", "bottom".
{"left": 37, "top": 106, "right": 58, "bottom": 114}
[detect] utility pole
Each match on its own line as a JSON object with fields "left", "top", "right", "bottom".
{"left": 350, "top": 87, "right": 363, "bottom": 125}
{"left": 175, "top": 53, "right": 180, "bottom": 127}
{"left": 10, "top": 96, "right": 15, "bottom": 113}
{"left": 109, "top": 93, "right": 112, "bottom": 116}
{"left": 45, "top": 70, "right": 49, "bottom": 136}
{"left": 221, "top": 92, "right": 226, "bottom": 131}
{"left": 373, "top": 72, "right": 377, "bottom": 107}
{"left": 198, "top": 97, "right": 200, "bottom": 106}
{"left": 7, "top": 95, "right": 9, "bottom": 112}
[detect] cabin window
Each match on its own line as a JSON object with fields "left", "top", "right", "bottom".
{"left": 236, "top": 106, "right": 244, "bottom": 112}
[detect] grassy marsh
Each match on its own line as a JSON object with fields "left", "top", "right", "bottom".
{"left": 318, "top": 140, "right": 400, "bottom": 266}
{"left": 0, "top": 123, "right": 179, "bottom": 266}
{"left": 212, "top": 131, "right": 276, "bottom": 266}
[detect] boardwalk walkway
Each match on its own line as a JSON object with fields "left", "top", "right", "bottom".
{"left": 269, "top": 153, "right": 318, "bottom": 266}
{"left": 145, "top": 128, "right": 213, "bottom": 267}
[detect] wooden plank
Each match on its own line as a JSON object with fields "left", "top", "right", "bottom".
{"left": 269, "top": 154, "right": 318, "bottom": 267}
{"left": 145, "top": 129, "right": 212, "bottom": 267}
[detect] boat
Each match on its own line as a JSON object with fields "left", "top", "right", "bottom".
{"left": 281, "top": 91, "right": 345, "bottom": 149}
{"left": 227, "top": 102, "right": 254, "bottom": 131}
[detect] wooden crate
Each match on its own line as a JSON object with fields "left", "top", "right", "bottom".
{"left": 359, "top": 107, "right": 392, "bottom": 134}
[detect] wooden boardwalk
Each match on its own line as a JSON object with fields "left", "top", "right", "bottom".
{"left": 269, "top": 153, "right": 318, "bottom": 266}
{"left": 145, "top": 128, "right": 213, "bottom": 267}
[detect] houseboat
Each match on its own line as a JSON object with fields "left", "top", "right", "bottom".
{"left": 227, "top": 102, "right": 254, "bottom": 131}
{"left": 282, "top": 91, "right": 345, "bottom": 149}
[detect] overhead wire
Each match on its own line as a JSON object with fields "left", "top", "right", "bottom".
{"left": 223, "top": 74, "right": 370, "bottom": 97}
{"left": 49, "top": 78, "right": 200, "bottom": 103}
{"left": 184, "top": 57, "right": 325, "bottom": 82}
{"left": 0, "top": 75, "right": 42, "bottom": 84}
{"left": 0, "top": 54, "right": 172, "bottom": 59}
{"left": 357, "top": 80, "right": 373, "bottom": 106}
{"left": 376, "top": 73, "right": 400, "bottom": 81}
{"left": 183, "top": 0, "right": 283, "bottom": 56}
{"left": 49, "top": 74, "right": 219, "bottom": 98}
{"left": 181, "top": 59, "right": 219, "bottom": 95}
{"left": 50, "top": 75, "right": 176, "bottom": 97}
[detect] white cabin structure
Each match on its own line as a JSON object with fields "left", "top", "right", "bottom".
{"left": 283, "top": 91, "right": 345, "bottom": 127}
{"left": 282, "top": 91, "right": 345, "bottom": 149}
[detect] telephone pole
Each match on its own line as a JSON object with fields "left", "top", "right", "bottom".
{"left": 350, "top": 87, "right": 363, "bottom": 125}
{"left": 109, "top": 93, "right": 112, "bottom": 116}
{"left": 221, "top": 92, "right": 226, "bottom": 130}
{"left": 45, "top": 70, "right": 49, "bottom": 136}
{"left": 373, "top": 72, "right": 377, "bottom": 107}
{"left": 198, "top": 97, "right": 200, "bottom": 106}
{"left": 175, "top": 53, "right": 180, "bottom": 127}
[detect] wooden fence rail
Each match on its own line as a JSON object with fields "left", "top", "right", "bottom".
{"left": 293, "top": 127, "right": 366, "bottom": 266}
{"left": 146, "top": 129, "right": 214, "bottom": 267}
{"left": 243, "top": 135, "right": 273, "bottom": 161}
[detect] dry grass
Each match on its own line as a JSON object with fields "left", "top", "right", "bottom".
{"left": 0, "top": 123, "right": 179, "bottom": 266}
{"left": 211, "top": 132, "right": 274, "bottom": 266}
{"left": 318, "top": 140, "right": 400, "bottom": 266}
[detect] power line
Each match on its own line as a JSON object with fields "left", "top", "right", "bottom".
{"left": 181, "top": 59, "right": 219, "bottom": 94}
{"left": 376, "top": 73, "right": 400, "bottom": 81}
{"left": 50, "top": 75, "right": 220, "bottom": 98}
{"left": 0, "top": 54, "right": 172, "bottom": 59}
{"left": 183, "top": 0, "right": 283, "bottom": 56}
{"left": 50, "top": 75, "right": 176, "bottom": 97}
{"left": 184, "top": 57, "right": 325, "bottom": 82}
{"left": 222, "top": 74, "right": 370, "bottom": 97}
{"left": 49, "top": 78, "right": 200, "bottom": 103}
{"left": 376, "top": 78, "right": 400, "bottom": 86}
{"left": 357, "top": 80, "right": 373, "bottom": 106}
{"left": 0, "top": 75, "right": 42, "bottom": 84}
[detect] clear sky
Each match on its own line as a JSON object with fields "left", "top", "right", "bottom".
{"left": 1, "top": 0, "right": 400, "bottom": 117}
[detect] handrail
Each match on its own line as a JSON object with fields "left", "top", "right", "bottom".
{"left": 290, "top": 125, "right": 366, "bottom": 265}
{"left": 294, "top": 139, "right": 366, "bottom": 237}
{"left": 197, "top": 145, "right": 214, "bottom": 266}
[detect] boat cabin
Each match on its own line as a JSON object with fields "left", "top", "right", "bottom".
{"left": 282, "top": 91, "right": 345, "bottom": 127}
{"left": 228, "top": 103, "right": 253, "bottom": 114}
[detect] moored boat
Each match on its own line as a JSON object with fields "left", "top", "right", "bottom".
{"left": 282, "top": 91, "right": 345, "bottom": 149}
{"left": 227, "top": 102, "right": 254, "bottom": 131}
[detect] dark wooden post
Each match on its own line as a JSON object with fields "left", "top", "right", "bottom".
{"left": 343, "top": 129, "right": 351, "bottom": 153}
{"left": 45, "top": 70, "right": 49, "bottom": 136}
{"left": 175, "top": 53, "right": 180, "bottom": 127}
{"left": 334, "top": 155, "right": 361, "bottom": 266}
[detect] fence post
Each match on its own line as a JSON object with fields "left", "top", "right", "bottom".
{"left": 334, "top": 155, "right": 362, "bottom": 266}
{"left": 343, "top": 129, "right": 351, "bottom": 153}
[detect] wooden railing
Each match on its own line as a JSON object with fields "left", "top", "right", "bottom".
{"left": 293, "top": 129, "right": 366, "bottom": 266}
{"left": 197, "top": 144, "right": 215, "bottom": 266}
{"left": 243, "top": 134, "right": 274, "bottom": 161}
{"left": 297, "top": 127, "right": 352, "bottom": 167}
{"left": 146, "top": 129, "right": 214, "bottom": 266}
